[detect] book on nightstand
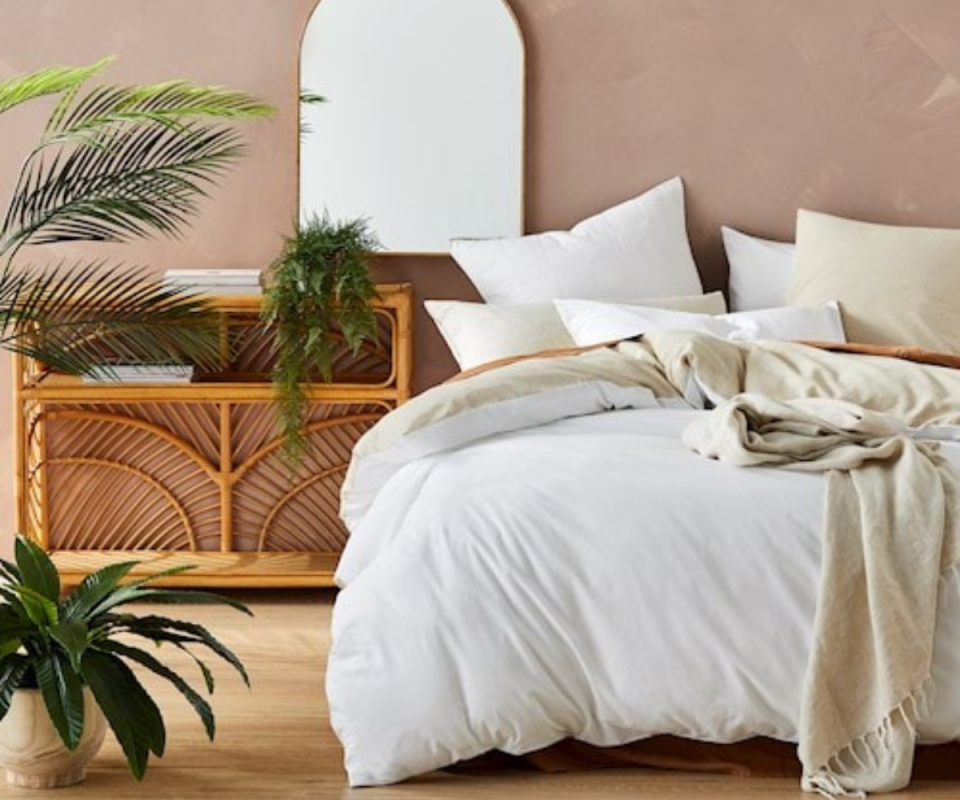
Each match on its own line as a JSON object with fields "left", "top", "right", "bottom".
{"left": 164, "top": 269, "right": 263, "bottom": 296}
{"left": 82, "top": 364, "right": 196, "bottom": 384}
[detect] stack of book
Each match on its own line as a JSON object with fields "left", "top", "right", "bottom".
{"left": 83, "top": 365, "right": 195, "bottom": 384}
{"left": 164, "top": 269, "right": 263, "bottom": 296}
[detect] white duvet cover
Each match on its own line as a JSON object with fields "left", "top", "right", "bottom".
{"left": 328, "top": 403, "right": 960, "bottom": 786}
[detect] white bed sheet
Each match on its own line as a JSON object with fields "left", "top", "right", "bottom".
{"left": 328, "top": 407, "right": 960, "bottom": 786}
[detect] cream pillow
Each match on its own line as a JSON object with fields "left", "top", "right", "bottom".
{"left": 790, "top": 211, "right": 960, "bottom": 352}
{"left": 450, "top": 177, "right": 703, "bottom": 304}
{"left": 426, "top": 292, "right": 726, "bottom": 370}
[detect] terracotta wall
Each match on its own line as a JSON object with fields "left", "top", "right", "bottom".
{"left": 514, "top": 0, "right": 960, "bottom": 267}
{"left": 385, "top": 0, "right": 960, "bottom": 388}
{"left": 391, "top": 0, "right": 960, "bottom": 388}
{"left": 3, "top": 0, "right": 960, "bottom": 539}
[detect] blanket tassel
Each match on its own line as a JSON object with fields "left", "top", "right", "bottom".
{"left": 803, "top": 771, "right": 866, "bottom": 800}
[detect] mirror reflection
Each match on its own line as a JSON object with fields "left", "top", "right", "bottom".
{"left": 300, "top": 0, "right": 524, "bottom": 253}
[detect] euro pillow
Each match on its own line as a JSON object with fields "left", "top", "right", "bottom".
{"left": 555, "top": 300, "right": 846, "bottom": 348}
{"left": 450, "top": 177, "right": 703, "bottom": 304}
{"left": 789, "top": 211, "right": 960, "bottom": 353}
{"left": 426, "top": 292, "right": 727, "bottom": 371}
{"left": 721, "top": 226, "right": 795, "bottom": 311}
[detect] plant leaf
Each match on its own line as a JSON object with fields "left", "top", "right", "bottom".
{"left": 0, "top": 58, "right": 113, "bottom": 116}
{"left": 299, "top": 88, "right": 326, "bottom": 139}
{"left": 0, "top": 261, "right": 223, "bottom": 375}
{"left": 113, "top": 589, "right": 252, "bottom": 616}
{"left": 82, "top": 568, "right": 250, "bottom": 618}
{"left": 178, "top": 645, "right": 216, "bottom": 694}
{"left": 49, "top": 620, "right": 90, "bottom": 674}
{"left": 0, "top": 654, "right": 30, "bottom": 722}
{"left": 61, "top": 560, "right": 139, "bottom": 623}
{"left": 106, "top": 616, "right": 249, "bottom": 686}
{"left": 0, "top": 587, "right": 30, "bottom": 625}
{"left": 0, "top": 606, "right": 34, "bottom": 646}
{"left": 298, "top": 89, "right": 326, "bottom": 107}
{"left": 81, "top": 649, "right": 165, "bottom": 779}
{"left": 0, "top": 557, "right": 22, "bottom": 585}
{"left": 106, "top": 563, "right": 196, "bottom": 592}
{"left": 95, "top": 621, "right": 220, "bottom": 693}
{"left": 98, "top": 641, "right": 215, "bottom": 740}
{"left": 35, "top": 649, "right": 85, "bottom": 750}
{"left": 45, "top": 80, "right": 272, "bottom": 141}
{"left": 263, "top": 213, "right": 379, "bottom": 461}
{"left": 1, "top": 120, "right": 246, "bottom": 253}
{"left": 11, "top": 584, "right": 59, "bottom": 627}
{"left": 14, "top": 537, "right": 60, "bottom": 603}
{"left": 0, "top": 639, "right": 21, "bottom": 661}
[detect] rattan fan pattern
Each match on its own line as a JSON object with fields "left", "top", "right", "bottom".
{"left": 34, "top": 401, "right": 386, "bottom": 554}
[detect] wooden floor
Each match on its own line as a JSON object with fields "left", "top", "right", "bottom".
{"left": 1, "top": 590, "right": 957, "bottom": 799}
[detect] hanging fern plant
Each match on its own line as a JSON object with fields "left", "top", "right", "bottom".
{"left": 262, "top": 213, "right": 380, "bottom": 461}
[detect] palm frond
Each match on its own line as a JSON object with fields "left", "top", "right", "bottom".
{"left": 45, "top": 81, "right": 273, "bottom": 142}
{"left": 0, "top": 262, "right": 222, "bottom": 374}
{"left": 299, "top": 87, "right": 326, "bottom": 139}
{"left": 1, "top": 121, "right": 244, "bottom": 255}
{"left": 0, "top": 58, "right": 112, "bottom": 116}
{"left": 299, "top": 89, "right": 326, "bottom": 107}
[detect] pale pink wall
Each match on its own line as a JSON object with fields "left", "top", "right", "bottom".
{"left": 0, "top": 0, "right": 316, "bottom": 542}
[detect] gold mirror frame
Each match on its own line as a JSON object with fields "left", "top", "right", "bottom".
{"left": 297, "top": 0, "right": 526, "bottom": 256}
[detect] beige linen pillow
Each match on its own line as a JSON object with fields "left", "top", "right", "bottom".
{"left": 789, "top": 210, "right": 960, "bottom": 353}
{"left": 426, "top": 292, "right": 727, "bottom": 371}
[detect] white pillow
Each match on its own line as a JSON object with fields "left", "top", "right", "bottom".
{"left": 426, "top": 293, "right": 727, "bottom": 371}
{"left": 722, "top": 226, "right": 795, "bottom": 312}
{"left": 451, "top": 177, "right": 703, "bottom": 304}
{"left": 555, "top": 300, "right": 846, "bottom": 348}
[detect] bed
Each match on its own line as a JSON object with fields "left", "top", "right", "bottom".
{"left": 324, "top": 5, "right": 960, "bottom": 794}
{"left": 327, "top": 195, "right": 960, "bottom": 797}
{"left": 327, "top": 322, "right": 960, "bottom": 793}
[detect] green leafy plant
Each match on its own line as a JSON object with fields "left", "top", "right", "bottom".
{"left": 299, "top": 87, "right": 325, "bottom": 139}
{"left": 262, "top": 213, "right": 380, "bottom": 460}
{"left": 0, "top": 56, "right": 272, "bottom": 375}
{"left": 0, "top": 536, "right": 250, "bottom": 780}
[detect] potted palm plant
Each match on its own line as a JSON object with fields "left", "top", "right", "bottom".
{"left": 0, "top": 537, "right": 249, "bottom": 787}
{"left": 0, "top": 56, "right": 272, "bottom": 375}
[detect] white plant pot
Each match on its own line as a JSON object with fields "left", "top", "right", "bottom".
{"left": 0, "top": 688, "right": 107, "bottom": 788}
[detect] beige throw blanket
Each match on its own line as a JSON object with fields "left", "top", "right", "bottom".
{"left": 684, "top": 393, "right": 960, "bottom": 797}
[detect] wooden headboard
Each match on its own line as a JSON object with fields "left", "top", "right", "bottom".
{"left": 373, "top": 0, "right": 960, "bottom": 393}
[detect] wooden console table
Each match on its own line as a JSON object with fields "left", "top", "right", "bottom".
{"left": 13, "top": 283, "right": 413, "bottom": 587}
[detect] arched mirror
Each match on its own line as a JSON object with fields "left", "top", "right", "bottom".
{"left": 300, "top": 0, "right": 524, "bottom": 253}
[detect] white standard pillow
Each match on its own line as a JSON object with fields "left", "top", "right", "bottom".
{"left": 721, "top": 226, "right": 796, "bottom": 312}
{"left": 451, "top": 177, "right": 703, "bottom": 304}
{"left": 555, "top": 300, "right": 846, "bottom": 348}
{"left": 426, "top": 292, "right": 727, "bottom": 371}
